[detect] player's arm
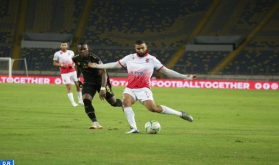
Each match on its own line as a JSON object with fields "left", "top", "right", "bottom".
{"left": 159, "top": 67, "right": 197, "bottom": 80}
{"left": 71, "top": 62, "right": 75, "bottom": 68}
{"left": 76, "top": 66, "right": 83, "bottom": 88}
{"left": 53, "top": 60, "right": 67, "bottom": 67}
{"left": 98, "top": 69, "right": 107, "bottom": 100}
{"left": 88, "top": 61, "right": 122, "bottom": 69}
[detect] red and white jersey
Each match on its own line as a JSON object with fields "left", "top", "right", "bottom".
{"left": 53, "top": 50, "right": 76, "bottom": 74}
{"left": 118, "top": 52, "right": 164, "bottom": 89}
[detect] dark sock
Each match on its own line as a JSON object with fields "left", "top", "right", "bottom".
{"left": 83, "top": 99, "right": 97, "bottom": 122}
{"left": 112, "top": 99, "right": 123, "bottom": 107}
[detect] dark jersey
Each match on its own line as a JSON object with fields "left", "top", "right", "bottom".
{"left": 72, "top": 53, "right": 109, "bottom": 84}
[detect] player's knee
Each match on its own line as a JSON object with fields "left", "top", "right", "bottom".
{"left": 123, "top": 100, "right": 132, "bottom": 107}
{"left": 66, "top": 87, "right": 71, "bottom": 92}
{"left": 112, "top": 99, "right": 122, "bottom": 107}
{"left": 148, "top": 106, "right": 159, "bottom": 113}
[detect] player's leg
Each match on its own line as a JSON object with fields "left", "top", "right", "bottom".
{"left": 82, "top": 83, "right": 102, "bottom": 129}
{"left": 65, "top": 84, "right": 78, "bottom": 107}
{"left": 103, "top": 84, "right": 122, "bottom": 107}
{"left": 83, "top": 94, "right": 102, "bottom": 129}
{"left": 73, "top": 81, "right": 83, "bottom": 105}
{"left": 137, "top": 88, "right": 193, "bottom": 122}
{"left": 62, "top": 73, "right": 78, "bottom": 107}
{"left": 143, "top": 100, "right": 193, "bottom": 122}
{"left": 106, "top": 97, "right": 122, "bottom": 106}
{"left": 122, "top": 88, "right": 139, "bottom": 133}
{"left": 71, "top": 71, "right": 83, "bottom": 105}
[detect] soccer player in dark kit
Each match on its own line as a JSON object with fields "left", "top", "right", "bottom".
{"left": 72, "top": 42, "right": 122, "bottom": 129}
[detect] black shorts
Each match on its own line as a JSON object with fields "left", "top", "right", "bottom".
{"left": 82, "top": 82, "right": 115, "bottom": 99}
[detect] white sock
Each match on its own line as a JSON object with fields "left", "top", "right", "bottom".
{"left": 161, "top": 105, "right": 182, "bottom": 117}
{"left": 124, "top": 107, "right": 137, "bottom": 129}
{"left": 67, "top": 93, "right": 75, "bottom": 103}
{"left": 77, "top": 91, "right": 82, "bottom": 102}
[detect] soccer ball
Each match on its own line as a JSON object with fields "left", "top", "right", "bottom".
{"left": 145, "top": 120, "right": 161, "bottom": 134}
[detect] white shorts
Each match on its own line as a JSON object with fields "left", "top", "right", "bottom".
{"left": 123, "top": 87, "right": 154, "bottom": 104}
{"left": 61, "top": 71, "right": 78, "bottom": 85}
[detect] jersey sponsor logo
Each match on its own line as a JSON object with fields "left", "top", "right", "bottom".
{"left": 146, "top": 59, "right": 149, "bottom": 63}
{"left": 130, "top": 71, "right": 144, "bottom": 75}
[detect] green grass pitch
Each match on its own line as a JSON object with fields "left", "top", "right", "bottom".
{"left": 0, "top": 83, "right": 278, "bottom": 165}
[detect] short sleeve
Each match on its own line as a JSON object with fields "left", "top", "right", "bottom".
{"left": 70, "top": 50, "right": 75, "bottom": 58}
{"left": 153, "top": 57, "right": 164, "bottom": 70}
{"left": 118, "top": 54, "right": 131, "bottom": 67}
{"left": 89, "top": 54, "right": 102, "bottom": 64}
{"left": 53, "top": 52, "right": 58, "bottom": 60}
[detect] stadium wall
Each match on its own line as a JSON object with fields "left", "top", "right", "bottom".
{"left": 1, "top": 75, "right": 278, "bottom": 90}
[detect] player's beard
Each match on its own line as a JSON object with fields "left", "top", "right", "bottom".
{"left": 137, "top": 52, "right": 146, "bottom": 57}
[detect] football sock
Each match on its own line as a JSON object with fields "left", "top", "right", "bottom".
{"left": 77, "top": 91, "right": 82, "bottom": 102}
{"left": 123, "top": 107, "right": 137, "bottom": 129}
{"left": 84, "top": 99, "right": 97, "bottom": 122}
{"left": 112, "top": 99, "right": 123, "bottom": 107}
{"left": 67, "top": 93, "right": 75, "bottom": 103}
{"left": 160, "top": 105, "right": 182, "bottom": 117}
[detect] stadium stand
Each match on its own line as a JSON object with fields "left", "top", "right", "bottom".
{"left": 90, "top": 48, "right": 133, "bottom": 63}
{"left": 200, "top": 0, "right": 276, "bottom": 35}
{"left": 1, "top": 0, "right": 278, "bottom": 77}
{"left": 25, "top": 0, "right": 52, "bottom": 33}
{"left": 222, "top": 50, "right": 278, "bottom": 75}
{"left": 25, "top": 0, "right": 85, "bottom": 34}
{"left": 0, "top": 0, "right": 20, "bottom": 57}
{"left": 18, "top": 48, "right": 57, "bottom": 71}
{"left": 175, "top": 51, "right": 230, "bottom": 74}
{"left": 222, "top": 6, "right": 279, "bottom": 75}
{"left": 62, "top": 0, "right": 85, "bottom": 33}
{"left": 82, "top": 0, "right": 211, "bottom": 48}
{"left": 21, "top": 0, "right": 85, "bottom": 72}
{"left": 0, "top": 46, "right": 13, "bottom": 57}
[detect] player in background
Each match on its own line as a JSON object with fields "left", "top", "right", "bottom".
{"left": 53, "top": 41, "right": 83, "bottom": 107}
{"left": 88, "top": 40, "right": 197, "bottom": 134}
{"left": 72, "top": 43, "right": 122, "bottom": 129}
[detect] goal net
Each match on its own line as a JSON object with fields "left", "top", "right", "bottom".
{"left": 0, "top": 57, "right": 28, "bottom": 78}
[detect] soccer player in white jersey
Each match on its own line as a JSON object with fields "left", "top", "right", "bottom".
{"left": 53, "top": 41, "right": 83, "bottom": 107}
{"left": 88, "top": 40, "right": 197, "bottom": 133}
